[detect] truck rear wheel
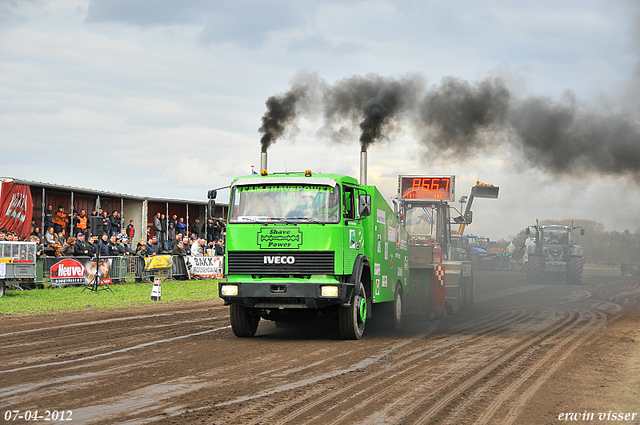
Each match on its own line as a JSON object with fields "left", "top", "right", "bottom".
{"left": 230, "top": 304, "right": 260, "bottom": 337}
{"left": 0, "top": 281, "right": 5, "bottom": 298}
{"left": 567, "top": 256, "right": 583, "bottom": 285}
{"left": 389, "top": 284, "right": 403, "bottom": 330}
{"left": 527, "top": 255, "right": 542, "bottom": 284}
{"left": 338, "top": 282, "right": 367, "bottom": 340}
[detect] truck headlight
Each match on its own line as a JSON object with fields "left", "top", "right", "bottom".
{"left": 321, "top": 285, "right": 339, "bottom": 297}
{"left": 220, "top": 284, "right": 238, "bottom": 296}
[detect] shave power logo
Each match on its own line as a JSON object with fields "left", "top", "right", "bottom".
{"left": 258, "top": 228, "right": 303, "bottom": 249}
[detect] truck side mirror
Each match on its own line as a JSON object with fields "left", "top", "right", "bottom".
{"left": 526, "top": 228, "right": 530, "bottom": 235}
{"left": 358, "top": 194, "right": 371, "bottom": 217}
{"left": 580, "top": 228, "right": 585, "bottom": 236}
{"left": 208, "top": 189, "right": 217, "bottom": 200}
{"left": 464, "top": 211, "right": 473, "bottom": 224}
{"left": 208, "top": 200, "right": 216, "bottom": 219}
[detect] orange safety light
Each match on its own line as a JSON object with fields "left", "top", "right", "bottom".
{"left": 305, "top": 170, "right": 312, "bottom": 176}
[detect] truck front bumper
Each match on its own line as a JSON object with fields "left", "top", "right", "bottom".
{"left": 219, "top": 282, "right": 353, "bottom": 309}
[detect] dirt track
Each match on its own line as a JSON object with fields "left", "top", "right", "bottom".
{"left": 2, "top": 272, "right": 640, "bottom": 425}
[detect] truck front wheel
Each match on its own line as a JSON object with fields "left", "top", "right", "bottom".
{"left": 0, "top": 280, "right": 5, "bottom": 298}
{"left": 338, "top": 282, "right": 367, "bottom": 340}
{"left": 230, "top": 304, "right": 260, "bottom": 337}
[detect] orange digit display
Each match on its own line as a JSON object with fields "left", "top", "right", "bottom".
{"left": 400, "top": 176, "right": 453, "bottom": 201}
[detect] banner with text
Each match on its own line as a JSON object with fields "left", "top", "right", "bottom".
{"left": 185, "top": 256, "right": 224, "bottom": 279}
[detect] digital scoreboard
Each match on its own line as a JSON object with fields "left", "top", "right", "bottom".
{"left": 398, "top": 175, "right": 455, "bottom": 202}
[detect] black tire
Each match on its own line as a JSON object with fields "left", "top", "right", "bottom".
{"left": 0, "top": 281, "right": 5, "bottom": 298}
{"left": 389, "top": 284, "right": 403, "bottom": 330}
{"left": 338, "top": 281, "right": 367, "bottom": 340}
{"left": 567, "top": 256, "right": 583, "bottom": 285}
{"left": 527, "top": 255, "right": 542, "bottom": 284}
{"left": 230, "top": 304, "right": 260, "bottom": 337}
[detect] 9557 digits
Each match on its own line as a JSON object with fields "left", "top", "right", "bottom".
{"left": 4, "top": 410, "right": 72, "bottom": 421}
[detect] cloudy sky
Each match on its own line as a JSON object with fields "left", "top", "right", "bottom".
{"left": 2, "top": 0, "right": 640, "bottom": 239}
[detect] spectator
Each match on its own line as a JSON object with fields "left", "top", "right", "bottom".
{"left": 57, "top": 229, "right": 67, "bottom": 246}
{"left": 98, "top": 233, "right": 110, "bottom": 257}
{"left": 109, "top": 210, "right": 121, "bottom": 237}
{"left": 102, "top": 211, "right": 111, "bottom": 236}
{"left": 177, "top": 217, "right": 187, "bottom": 236}
{"left": 135, "top": 239, "right": 149, "bottom": 257}
{"left": 86, "top": 235, "right": 98, "bottom": 257}
{"left": 148, "top": 236, "right": 161, "bottom": 256}
{"left": 108, "top": 234, "right": 123, "bottom": 256}
{"left": 60, "top": 237, "right": 76, "bottom": 257}
{"left": 206, "top": 240, "right": 216, "bottom": 256}
{"left": 182, "top": 236, "right": 191, "bottom": 255}
{"left": 153, "top": 212, "right": 162, "bottom": 241}
{"left": 160, "top": 213, "right": 168, "bottom": 250}
{"left": 29, "top": 235, "right": 44, "bottom": 256}
{"left": 0, "top": 231, "right": 5, "bottom": 241}
{"left": 168, "top": 214, "right": 177, "bottom": 248}
{"left": 171, "top": 240, "right": 186, "bottom": 257}
{"left": 126, "top": 220, "right": 135, "bottom": 240}
{"left": 76, "top": 209, "right": 88, "bottom": 236}
{"left": 43, "top": 205, "right": 53, "bottom": 232}
{"left": 206, "top": 218, "right": 215, "bottom": 242}
{"left": 74, "top": 233, "right": 90, "bottom": 256}
{"left": 191, "top": 238, "right": 203, "bottom": 256}
{"left": 215, "top": 239, "right": 225, "bottom": 256}
{"left": 190, "top": 218, "right": 201, "bottom": 239}
{"left": 44, "top": 227, "right": 56, "bottom": 247}
{"left": 119, "top": 237, "right": 131, "bottom": 255}
{"left": 53, "top": 205, "right": 67, "bottom": 234}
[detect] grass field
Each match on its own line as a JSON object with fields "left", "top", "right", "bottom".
{"left": 0, "top": 279, "right": 221, "bottom": 315}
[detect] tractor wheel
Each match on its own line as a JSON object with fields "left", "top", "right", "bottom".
{"left": 0, "top": 280, "right": 5, "bottom": 298}
{"left": 567, "top": 257, "right": 583, "bottom": 285}
{"left": 338, "top": 281, "right": 367, "bottom": 340}
{"left": 527, "top": 255, "right": 542, "bottom": 284}
{"left": 230, "top": 304, "right": 260, "bottom": 337}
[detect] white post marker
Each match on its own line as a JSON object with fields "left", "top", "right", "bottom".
{"left": 150, "top": 277, "right": 162, "bottom": 301}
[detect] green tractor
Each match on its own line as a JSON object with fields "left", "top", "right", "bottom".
{"left": 524, "top": 219, "right": 585, "bottom": 285}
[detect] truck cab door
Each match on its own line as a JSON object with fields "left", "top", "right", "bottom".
{"left": 343, "top": 185, "right": 365, "bottom": 268}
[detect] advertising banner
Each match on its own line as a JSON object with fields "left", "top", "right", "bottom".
{"left": 50, "top": 258, "right": 112, "bottom": 287}
{"left": 185, "top": 256, "right": 224, "bottom": 279}
{"left": 144, "top": 255, "right": 174, "bottom": 270}
{"left": 0, "top": 181, "right": 34, "bottom": 240}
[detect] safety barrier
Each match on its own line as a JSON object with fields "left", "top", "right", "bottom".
{"left": 29, "top": 255, "right": 220, "bottom": 287}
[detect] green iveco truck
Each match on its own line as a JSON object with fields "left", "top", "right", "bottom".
{"left": 213, "top": 170, "right": 412, "bottom": 339}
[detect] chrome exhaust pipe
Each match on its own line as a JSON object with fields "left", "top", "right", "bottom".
{"left": 360, "top": 150, "right": 367, "bottom": 186}
{"left": 260, "top": 151, "right": 267, "bottom": 173}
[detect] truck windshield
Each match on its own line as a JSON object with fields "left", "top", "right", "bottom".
{"left": 229, "top": 184, "right": 341, "bottom": 224}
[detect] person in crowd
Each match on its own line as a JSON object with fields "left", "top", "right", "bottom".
{"left": 206, "top": 218, "right": 215, "bottom": 242}
{"left": 205, "top": 240, "right": 216, "bottom": 256}
{"left": 168, "top": 214, "right": 177, "bottom": 248}
{"left": 43, "top": 205, "right": 53, "bottom": 232}
{"left": 53, "top": 205, "right": 66, "bottom": 234}
{"left": 44, "top": 227, "right": 56, "bottom": 247}
{"left": 160, "top": 213, "right": 168, "bottom": 250}
{"left": 102, "top": 211, "right": 111, "bottom": 236}
{"left": 119, "top": 237, "right": 131, "bottom": 255}
{"left": 153, "top": 212, "right": 162, "bottom": 247}
{"left": 215, "top": 239, "right": 225, "bottom": 256}
{"left": 109, "top": 210, "right": 121, "bottom": 237}
{"left": 191, "top": 238, "right": 203, "bottom": 256}
{"left": 57, "top": 229, "right": 67, "bottom": 246}
{"left": 28, "top": 235, "right": 43, "bottom": 256}
{"left": 177, "top": 217, "right": 187, "bottom": 236}
{"left": 172, "top": 240, "right": 186, "bottom": 257}
{"left": 148, "top": 236, "right": 161, "bottom": 256}
{"left": 60, "top": 236, "right": 76, "bottom": 257}
{"left": 74, "top": 233, "right": 90, "bottom": 256}
{"left": 75, "top": 209, "right": 88, "bottom": 236}
{"left": 108, "top": 234, "right": 123, "bottom": 256}
{"left": 86, "top": 235, "right": 98, "bottom": 257}
{"left": 98, "top": 233, "right": 110, "bottom": 257}
{"left": 190, "top": 218, "right": 201, "bottom": 239}
{"left": 0, "top": 231, "right": 5, "bottom": 241}
{"left": 126, "top": 220, "right": 135, "bottom": 240}
{"left": 182, "top": 236, "right": 191, "bottom": 255}
{"left": 135, "top": 239, "right": 149, "bottom": 257}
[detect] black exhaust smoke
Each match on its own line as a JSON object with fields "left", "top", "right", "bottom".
{"left": 258, "top": 71, "right": 640, "bottom": 181}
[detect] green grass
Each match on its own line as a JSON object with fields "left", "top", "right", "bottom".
{"left": 583, "top": 265, "right": 622, "bottom": 277}
{"left": 0, "top": 279, "right": 221, "bottom": 315}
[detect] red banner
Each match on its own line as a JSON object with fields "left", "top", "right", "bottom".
{"left": 0, "top": 182, "right": 34, "bottom": 240}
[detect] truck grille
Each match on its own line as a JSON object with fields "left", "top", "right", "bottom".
{"left": 227, "top": 251, "right": 334, "bottom": 275}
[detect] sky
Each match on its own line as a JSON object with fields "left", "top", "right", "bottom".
{"left": 2, "top": 0, "right": 640, "bottom": 240}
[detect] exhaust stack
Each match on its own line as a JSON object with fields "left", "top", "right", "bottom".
{"left": 260, "top": 151, "right": 267, "bottom": 173}
{"left": 360, "top": 150, "right": 367, "bottom": 186}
